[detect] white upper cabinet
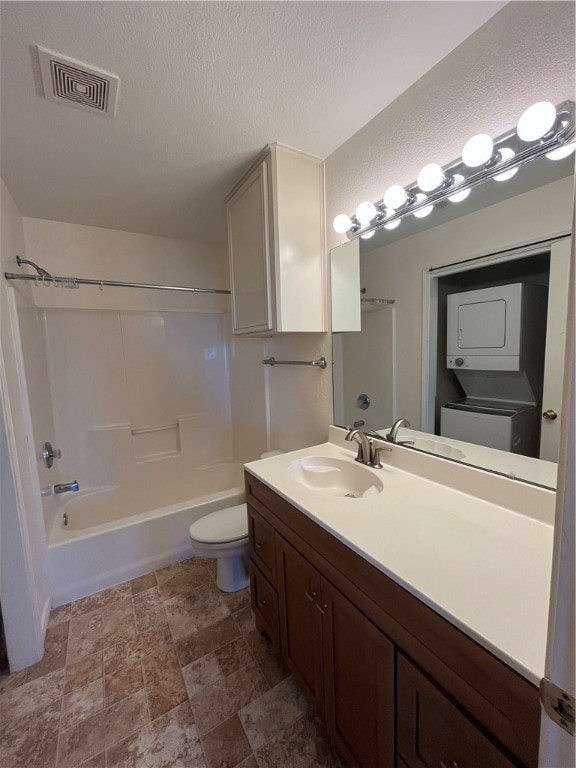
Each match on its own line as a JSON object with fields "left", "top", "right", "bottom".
{"left": 226, "top": 144, "right": 326, "bottom": 335}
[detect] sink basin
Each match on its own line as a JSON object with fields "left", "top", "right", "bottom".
{"left": 409, "top": 438, "right": 465, "bottom": 461}
{"left": 289, "top": 456, "right": 384, "bottom": 498}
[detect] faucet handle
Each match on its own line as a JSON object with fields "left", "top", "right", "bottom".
{"left": 42, "top": 441, "right": 61, "bottom": 469}
{"left": 370, "top": 443, "right": 392, "bottom": 468}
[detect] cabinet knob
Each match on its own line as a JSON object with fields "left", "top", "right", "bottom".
{"left": 315, "top": 603, "right": 328, "bottom": 615}
{"left": 255, "top": 541, "right": 264, "bottom": 549}
{"left": 257, "top": 599, "right": 267, "bottom": 608}
{"left": 305, "top": 590, "right": 317, "bottom": 602}
{"left": 542, "top": 409, "right": 558, "bottom": 421}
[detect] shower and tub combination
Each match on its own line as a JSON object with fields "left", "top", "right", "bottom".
{"left": 6, "top": 256, "right": 255, "bottom": 605}
{"left": 49, "top": 459, "right": 246, "bottom": 605}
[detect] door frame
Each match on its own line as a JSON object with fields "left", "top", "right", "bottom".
{"left": 421, "top": 234, "right": 571, "bottom": 435}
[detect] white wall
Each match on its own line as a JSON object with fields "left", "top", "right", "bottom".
{"left": 0, "top": 179, "right": 51, "bottom": 669}
{"left": 325, "top": 2, "right": 575, "bottom": 251}
{"left": 226, "top": 330, "right": 333, "bottom": 459}
{"left": 23, "top": 217, "right": 229, "bottom": 313}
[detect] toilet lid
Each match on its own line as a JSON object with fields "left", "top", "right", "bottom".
{"left": 189, "top": 504, "right": 248, "bottom": 544}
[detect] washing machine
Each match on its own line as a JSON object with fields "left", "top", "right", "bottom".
{"left": 440, "top": 398, "right": 539, "bottom": 455}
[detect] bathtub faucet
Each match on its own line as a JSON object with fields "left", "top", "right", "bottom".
{"left": 54, "top": 481, "right": 79, "bottom": 494}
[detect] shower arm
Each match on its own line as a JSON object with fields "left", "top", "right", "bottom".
{"left": 15, "top": 256, "right": 52, "bottom": 277}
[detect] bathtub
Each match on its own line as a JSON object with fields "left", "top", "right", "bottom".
{"left": 48, "top": 460, "right": 245, "bottom": 606}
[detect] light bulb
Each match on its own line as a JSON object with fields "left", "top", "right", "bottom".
{"left": 417, "top": 163, "right": 444, "bottom": 192}
{"left": 355, "top": 201, "right": 378, "bottom": 226}
{"left": 383, "top": 185, "right": 408, "bottom": 210}
{"left": 517, "top": 101, "right": 557, "bottom": 142}
{"left": 413, "top": 193, "right": 433, "bottom": 218}
{"left": 382, "top": 208, "right": 400, "bottom": 230}
{"left": 360, "top": 230, "right": 375, "bottom": 240}
{"left": 462, "top": 134, "right": 494, "bottom": 168}
{"left": 447, "top": 174, "right": 471, "bottom": 203}
{"left": 493, "top": 148, "right": 518, "bottom": 182}
{"left": 546, "top": 142, "right": 576, "bottom": 160}
{"left": 333, "top": 214, "right": 352, "bottom": 234}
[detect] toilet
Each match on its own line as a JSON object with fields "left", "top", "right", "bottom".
{"left": 189, "top": 504, "right": 250, "bottom": 592}
{"left": 189, "top": 451, "right": 283, "bottom": 592}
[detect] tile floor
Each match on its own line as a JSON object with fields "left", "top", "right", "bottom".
{"left": 0, "top": 557, "right": 346, "bottom": 768}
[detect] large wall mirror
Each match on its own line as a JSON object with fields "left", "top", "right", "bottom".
{"left": 331, "top": 152, "right": 575, "bottom": 490}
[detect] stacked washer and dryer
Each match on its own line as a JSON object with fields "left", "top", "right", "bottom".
{"left": 440, "top": 282, "right": 547, "bottom": 457}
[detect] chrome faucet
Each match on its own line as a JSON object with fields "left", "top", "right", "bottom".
{"left": 386, "top": 418, "right": 411, "bottom": 443}
{"left": 345, "top": 429, "right": 372, "bottom": 465}
{"left": 53, "top": 481, "right": 79, "bottom": 495}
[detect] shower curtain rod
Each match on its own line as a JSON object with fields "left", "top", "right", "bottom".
{"left": 4, "top": 257, "right": 231, "bottom": 295}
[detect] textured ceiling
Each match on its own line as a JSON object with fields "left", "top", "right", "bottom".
{"left": 0, "top": 1, "right": 505, "bottom": 243}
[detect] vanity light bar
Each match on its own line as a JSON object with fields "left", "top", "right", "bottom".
{"left": 333, "top": 100, "right": 575, "bottom": 239}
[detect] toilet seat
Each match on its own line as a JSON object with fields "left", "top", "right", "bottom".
{"left": 189, "top": 503, "right": 248, "bottom": 545}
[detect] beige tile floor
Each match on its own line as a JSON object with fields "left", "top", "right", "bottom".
{"left": 0, "top": 557, "right": 346, "bottom": 768}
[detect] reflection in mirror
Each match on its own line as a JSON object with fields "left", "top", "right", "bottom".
{"left": 331, "top": 152, "right": 575, "bottom": 490}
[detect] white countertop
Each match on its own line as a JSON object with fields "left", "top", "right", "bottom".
{"left": 245, "top": 432, "right": 555, "bottom": 685}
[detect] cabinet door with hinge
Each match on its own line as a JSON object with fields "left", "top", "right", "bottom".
{"left": 321, "top": 578, "right": 395, "bottom": 768}
{"left": 276, "top": 536, "right": 324, "bottom": 715}
{"left": 227, "top": 159, "right": 273, "bottom": 334}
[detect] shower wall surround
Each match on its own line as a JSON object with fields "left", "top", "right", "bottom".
{"left": 20, "top": 219, "right": 242, "bottom": 530}
{"left": 44, "top": 308, "right": 234, "bottom": 514}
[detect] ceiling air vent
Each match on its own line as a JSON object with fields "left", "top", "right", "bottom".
{"left": 37, "top": 46, "right": 119, "bottom": 117}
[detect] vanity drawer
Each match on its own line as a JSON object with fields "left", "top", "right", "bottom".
{"left": 248, "top": 504, "right": 277, "bottom": 583}
{"left": 249, "top": 561, "right": 280, "bottom": 651}
{"left": 397, "top": 653, "right": 518, "bottom": 768}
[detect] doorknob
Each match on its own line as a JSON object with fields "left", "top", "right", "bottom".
{"left": 542, "top": 409, "right": 558, "bottom": 421}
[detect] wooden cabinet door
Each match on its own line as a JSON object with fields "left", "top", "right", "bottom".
{"left": 276, "top": 537, "right": 324, "bottom": 714}
{"left": 227, "top": 159, "right": 273, "bottom": 334}
{"left": 321, "top": 579, "right": 395, "bottom": 768}
{"left": 397, "top": 654, "right": 518, "bottom": 768}
{"left": 249, "top": 562, "right": 280, "bottom": 652}
{"left": 247, "top": 505, "right": 277, "bottom": 584}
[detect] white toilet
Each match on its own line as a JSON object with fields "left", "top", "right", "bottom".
{"left": 189, "top": 451, "right": 283, "bottom": 592}
{"left": 189, "top": 503, "right": 250, "bottom": 592}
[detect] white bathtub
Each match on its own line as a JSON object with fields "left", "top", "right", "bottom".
{"left": 48, "top": 460, "right": 245, "bottom": 606}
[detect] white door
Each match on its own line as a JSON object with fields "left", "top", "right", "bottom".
{"left": 538, "top": 237, "right": 574, "bottom": 767}
{"left": 540, "top": 238, "right": 571, "bottom": 461}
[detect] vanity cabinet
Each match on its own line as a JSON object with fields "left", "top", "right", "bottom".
{"left": 397, "top": 654, "right": 517, "bottom": 768}
{"left": 256, "top": 522, "right": 395, "bottom": 768}
{"left": 246, "top": 471, "right": 541, "bottom": 768}
{"left": 226, "top": 143, "right": 325, "bottom": 335}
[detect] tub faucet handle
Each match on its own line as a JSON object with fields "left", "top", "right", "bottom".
{"left": 42, "top": 441, "right": 62, "bottom": 468}
{"left": 54, "top": 481, "right": 79, "bottom": 495}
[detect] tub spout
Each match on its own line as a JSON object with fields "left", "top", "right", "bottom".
{"left": 54, "top": 481, "right": 79, "bottom": 494}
